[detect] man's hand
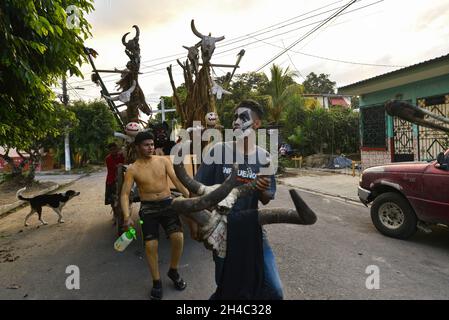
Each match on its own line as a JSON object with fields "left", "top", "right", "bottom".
{"left": 256, "top": 175, "right": 272, "bottom": 205}
{"left": 255, "top": 175, "right": 270, "bottom": 192}
{"left": 123, "top": 217, "right": 134, "bottom": 231}
{"left": 183, "top": 217, "right": 200, "bottom": 241}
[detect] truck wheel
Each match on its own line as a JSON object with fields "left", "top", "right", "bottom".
{"left": 370, "top": 192, "right": 417, "bottom": 239}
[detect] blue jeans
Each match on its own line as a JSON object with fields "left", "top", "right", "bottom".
{"left": 212, "top": 235, "right": 284, "bottom": 300}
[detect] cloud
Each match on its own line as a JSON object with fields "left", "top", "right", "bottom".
{"left": 412, "top": 1, "right": 449, "bottom": 32}
{"left": 87, "top": 0, "right": 259, "bottom": 38}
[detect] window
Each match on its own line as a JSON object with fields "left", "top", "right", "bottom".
{"left": 361, "top": 105, "right": 386, "bottom": 148}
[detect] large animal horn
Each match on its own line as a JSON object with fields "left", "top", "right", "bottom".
{"left": 191, "top": 19, "right": 204, "bottom": 39}
{"left": 385, "top": 100, "right": 449, "bottom": 133}
{"left": 132, "top": 25, "right": 140, "bottom": 39}
{"left": 257, "top": 189, "right": 317, "bottom": 225}
{"left": 173, "top": 161, "right": 207, "bottom": 195}
{"left": 213, "top": 36, "right": 225, "bottom": 42}
{"left": 122, "top": 32, "right": 129, "bottom": 46}
{"left": 170, "top": 164, "right": 238, "bottom": 213}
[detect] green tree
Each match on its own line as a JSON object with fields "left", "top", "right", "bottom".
{"left": 351, "top": 96, "right": 360, "bottom": 109}
{"left": 302, "top": 72, "right": 336, "bottom": 94}
{"left": 0, "top": 0, "right": 94, "bottom": 177}
{"left": 0, "top": 102, "right": 77, "bottom": 181}
{"left": 215, "top": 72, "right": 269, "bottom": 129}
{"left": 69, "top": 100, "right": 119, "bottom": 167}
{"left": 283, "top": 94, "right": 307, "bottom": 145}
{"left": 265, "top": 64, "right": 301, "bottom": 125}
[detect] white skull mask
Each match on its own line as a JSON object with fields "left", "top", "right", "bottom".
{"left": 232, "top": 107, "right": 254, "bottom": 139}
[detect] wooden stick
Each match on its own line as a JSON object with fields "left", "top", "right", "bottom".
{"left": 198, "top": 63, "right": 239, "bottom": 68}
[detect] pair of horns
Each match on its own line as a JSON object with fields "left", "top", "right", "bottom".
{"left": 171, "top": 156, "right": 317, "bottom": 226}
{"left": 191, "top": 20, "right": 225, "bottom": 42}
{"left": 122, "top": 25, "right": 140, "bottom": 45}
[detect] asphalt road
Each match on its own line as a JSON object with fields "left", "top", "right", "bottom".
{"left": 1, "top": 171, "right": 448, "bottom": 300}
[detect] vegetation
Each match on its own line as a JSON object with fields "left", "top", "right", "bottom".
{"left": 0, "top": 0, "right": 94, "bottom": 181}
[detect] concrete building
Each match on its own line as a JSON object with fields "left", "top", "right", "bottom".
{"left": 303, "top": 94, "right": 352, "bottom": 109}
{"left": 338, "top": 54, "right": 449, "bottom": 169}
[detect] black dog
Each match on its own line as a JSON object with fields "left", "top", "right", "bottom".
{"left": 16, "top": 188, "right": 80, "bottom": 226}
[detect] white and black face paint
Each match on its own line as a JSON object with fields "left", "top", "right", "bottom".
{"left": 232, "top": 107, "right": 255, "bottom": 139}
{"left": 233, "top": 107, "right": 254, "bottom": 130}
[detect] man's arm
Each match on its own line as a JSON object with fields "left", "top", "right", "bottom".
{"left": 164, "top": 157, "right": 189, "bottom": 198}
{"left": 256, "top": 174, "right": 276, "bottom": 205}
{"left": 120, "top": 167, "right": 134, "bottom": 226}
{"left": 164, "top": 157, "right": 199, "bottom": 240}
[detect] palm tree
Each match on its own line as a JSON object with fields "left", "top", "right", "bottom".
{"left": 265, "top": 64, "right": 303, "bottom": 124}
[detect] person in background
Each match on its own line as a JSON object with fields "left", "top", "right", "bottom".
{"left": 104, "top": 142, "right": 125, "bottom": 209}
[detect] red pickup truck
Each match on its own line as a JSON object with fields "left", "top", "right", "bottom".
{"left": 358, "top": 150, "right": 449, "bottom": 239}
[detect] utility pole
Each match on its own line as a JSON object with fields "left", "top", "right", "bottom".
{"left": 161, "top": 97, "right": 166, "bottom": 122}
{"left": 61, "top": 76, "right": 71, "bottom": 172}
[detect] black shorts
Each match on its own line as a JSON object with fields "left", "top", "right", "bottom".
{"left": 139, "top": 198, "right": 183, "bottom": 242}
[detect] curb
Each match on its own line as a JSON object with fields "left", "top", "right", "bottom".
{"left": 0, "top": 174, "right": 88, "bottom": 218}
{"left": 284, "top": 167, "right": 361, "bottom": 177}
{"left": 278, "top": 180, "right": 364, "bottom": 206}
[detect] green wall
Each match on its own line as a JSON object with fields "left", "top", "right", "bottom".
{"left": 359, "top": 74, "right": 449, "bottom": 138}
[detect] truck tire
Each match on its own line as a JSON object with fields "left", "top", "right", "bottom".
{"left": 370, "top": 192, "right": 417, "bottom": 239}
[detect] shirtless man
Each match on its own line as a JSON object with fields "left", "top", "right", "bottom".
{"left": 121, "top": 131, "right": 190, "bottom": 300}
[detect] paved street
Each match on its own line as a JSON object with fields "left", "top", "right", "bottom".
{"left": 34, "top": 173, "right": 85, "bottom": 185}
{"left": 1, "top": 170, "right": 449, "bottom": 300}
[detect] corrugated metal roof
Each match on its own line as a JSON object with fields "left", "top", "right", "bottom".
{"left": 338, "top": 53, "right": 449, "bottom": 90}
{"left": 330, "top": 97, "right": 348, "bottom": 106}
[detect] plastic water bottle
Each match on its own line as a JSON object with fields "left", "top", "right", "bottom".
{"left": 114, "top": 220, "right": 143, "bottom": 252}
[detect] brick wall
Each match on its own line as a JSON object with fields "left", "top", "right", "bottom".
{"left": 361, "top": 150, "right": 391, "bottom": 169}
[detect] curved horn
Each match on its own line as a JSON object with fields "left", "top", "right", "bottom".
{"left": 191, "top": 19, "right": 204, "bottom": 39}
{"left": 213, "top": 36, "right": 225, "bottom": 42}
{"left": 215, "top": 181, "right": 256, "bottom": 210}
{"left": 182, "top": 45, "right": 189, "bottom": 50}
{"left": 132, "top": 25, "right": 140, "bottom": 39}
{"left": 181, "top": 209, "right": 214, "bottom": 226}
{"left": 385, "top": 100, "right": 449, "bottom": 133}
{"left": 122, "top": 32, "right": 130, "bottom": 45}
{"left": 174, "top": 161, "right": 207, "bottom": 195}
{"left": 257, "top": 189, "right": 317, "bottom": 225}
{"left": 170, "top": 164, "right": 238, "bottom": 213}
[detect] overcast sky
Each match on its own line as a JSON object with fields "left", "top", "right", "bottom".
{"left": 65, "top": 0, "right": 449, "bottom": 108}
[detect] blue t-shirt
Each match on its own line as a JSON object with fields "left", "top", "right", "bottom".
{"left": 195, "top": 141, "right": 276, "bottom": 213}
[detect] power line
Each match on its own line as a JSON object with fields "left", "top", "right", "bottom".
{"left": 68, "top": 0, "right": 365, "bottom": 86}
{"left": 281, "top": 39, "right": 306, "bottom": 80}
{"left": 255, "top": 0, "right": 359, "bottom": 72}
{"left": 253, "top": 34, "right": 405, "bottom": 68}
{"left": 70, "top": 0, "right": 384, "bottom": 90}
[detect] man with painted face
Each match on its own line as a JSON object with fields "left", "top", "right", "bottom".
{"left": 194, "top": 99, "right": 283, "bottom": 300}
